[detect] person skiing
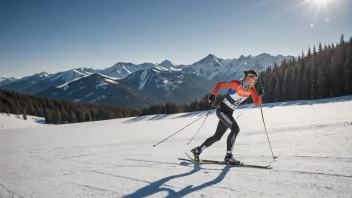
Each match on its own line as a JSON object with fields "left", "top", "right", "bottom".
{"left": 191, "top": 69, "right": 264, "bottom": 165}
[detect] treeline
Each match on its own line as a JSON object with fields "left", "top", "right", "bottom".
{"left": 140, "top": 94, "right": 219, "bottom": 115}
{"left": 256, "top": 34, "right": 352, "bottom": 103}
{"left": 0, "top": 90, "right": 140, "bottom": 124}
{"left": 0, "top": 88, "right": 221, "bottom": 124}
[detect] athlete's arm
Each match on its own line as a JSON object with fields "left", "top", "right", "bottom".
{"left": 250, "top": 87, "right": 262, "bottom": 106}
{"left": 211, "top": 80, "right": 241, "bottom": 95}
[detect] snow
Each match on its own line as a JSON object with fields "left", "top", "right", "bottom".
{"left": 0, "top": 113, "right": 45, "bottom": 129}
{"left": 170, "top": 67, "right": 182, "bottom": 71}
{"left": 100, "top": 63, "right": 155, "bottom": 79}
{"left": 0, "top": 96, "right": 352, "bottom": 197}
{"left": 139, "top": 70, "right": 149, "bottom": 90}
{"left": 155, "top": 65, "right": 169, "bottom": 71}
{"left": 84, "top": 92, "right": 94, "bottom": 99}
{"left": 190, "top": 54, "right": 292, "bottom": 80}
{"left": 90, "top": 95, "right": 106, "bottom": 103}
{"left": 50, "top": 69, "right": 89, "bottom": 83}
{"left": 159, "top": 60, "right": 178, "bottom": 69}
{"left": 104, "top": 79, "right": 118, "bottom": 85}
{"left": 96, "top": 81, "right": 108, "bottom": 89}
{"left": 97, "top": 73, "right": 119, "bottom": 80}
{"left": 122, "top": 65, "right": 132, "bottom": 74}
{"left": 0, "top": 77, "right": 17, "bottom": 86}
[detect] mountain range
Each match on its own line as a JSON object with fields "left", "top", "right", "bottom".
{"left": 0, "top": 53, "right": 293, "bottom": 108}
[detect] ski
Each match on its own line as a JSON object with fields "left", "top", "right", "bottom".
{"left": 179, "top": 152, "right": 271, "bottom": 169}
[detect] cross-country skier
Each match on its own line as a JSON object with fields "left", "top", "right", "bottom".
{"left": 191, "top": 69, "right": 264, "bottom": 165}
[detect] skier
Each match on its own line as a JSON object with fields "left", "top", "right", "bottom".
{"left": 191, "top": 69, "right": 264, "bottom": 165}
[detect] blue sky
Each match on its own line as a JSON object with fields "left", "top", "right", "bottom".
{"left": 1, "top": 0, "right": 351, "bottom": 78}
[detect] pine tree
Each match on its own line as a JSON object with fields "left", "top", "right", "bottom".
{"left": 84, "top": 110, "right": 92, "bottom": 121}
{"left": 45, "top": 111, "right": 53, "bottom": 124}
{"left": 307, "top": 47, "right": 312, "bottom": 59}
{"left": 318, "top": 43, "right": 323, "bottom": 56}
{"left": 313, "top": 46, "right": 317, "bottom": 60}
{"left": 343, "top": 58, "right": 352, "bottom": 95}
{"left": 340, "top": 34, "right": 345, "bottom": 45}
{"left": 317, "top": 63, "right": 326, "bottom": 98}
{"left": 69, "top": 110, "right": 77, "bottom": 123}
{"left": 302, "top": 69, "right": 311, "bottom": 100}
{"left": 329, "top": 56, "right": 338, "bottom": 97}
{"left": 61, "top": 109, "right": 69, "bottom": 123}
{"left": 282, "top": 69, "right": 289, "bottom": 100}
{"left": 274, "top": 76, "right": 281, "bottom": 102}
{"left": 22, "top": 107, "right": 28, "bottom": 120}
{"left": 310, "top": 65, "right": 318, "bottom": 99}
{"left": 53, "top": 110, "right": 62, "bottom": 124}
{"left": 4, "top": 104, "right": 10, "bottom": 116}
{"left": 292, "top": 66, "right": 300, "bottom": 100}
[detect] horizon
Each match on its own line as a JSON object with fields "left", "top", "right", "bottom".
{"left": 2, "top": 52, "right": 295, "bottom": 79}
{"left": 1, "top": 0, "right": 351, "bottom": 78}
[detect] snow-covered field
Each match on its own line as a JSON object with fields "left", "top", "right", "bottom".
{"left": 0, "top": 113, "right": 45, "bottom": 130}
{"left": 0, "top": 96, "right": 352, "bottom": 198}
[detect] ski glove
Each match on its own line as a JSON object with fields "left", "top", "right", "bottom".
{"left": 208, "top": 94, "right": 216, "bottom": 104}
{"left": 257, "top": 87, "right": 265, "bottom": 96}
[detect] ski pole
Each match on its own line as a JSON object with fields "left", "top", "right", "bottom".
{"left": 187, "top": 103, "right": 253, "bottom": 145}
{"left": 187, "top": 106, "right": 213, "bottom": 145}
{"left": 153, "top": 113, "right": 208, "bottom": 147}
{"left": 260, "top": 103, "right": 277, "bottom": 160}
{"left": 236, "top": 104, "right": 254, "bottom": 119}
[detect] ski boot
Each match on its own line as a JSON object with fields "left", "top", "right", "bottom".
{"left": 224, "top": 153, "right": 242, "bottom": 165}
{"left": 190, "top": 147, "right": 201, "bottom": 162}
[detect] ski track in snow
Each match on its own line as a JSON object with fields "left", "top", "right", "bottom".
{"left": 0, "top": 99, "right": 352, "bottom": 197}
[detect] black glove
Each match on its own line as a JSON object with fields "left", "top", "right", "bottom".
{"left": 257, "top": 87, "right": 264, "bottom": 96}
{"left": 208, "top": 94, "right": 216, "bottom": 104}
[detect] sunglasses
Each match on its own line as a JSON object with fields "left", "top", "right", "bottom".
{"left": 247, "top": 75, "right": 258, "bottom": 81}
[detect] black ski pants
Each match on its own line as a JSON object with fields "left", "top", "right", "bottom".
{"left": 200, "top": 102, "right": 240, "bottom": 153}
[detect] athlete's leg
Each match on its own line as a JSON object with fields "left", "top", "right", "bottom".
{"left": 215, "top": 108, "right": 240, "bottom": 154}
{"left": 199, "top": 120, "right": 227, "bottom": 151}
{"left": 226, "top": 120, "right": 240, "bottom": 154}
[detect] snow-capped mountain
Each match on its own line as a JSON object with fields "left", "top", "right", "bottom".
{"left": 0, "top": 69, "right": 97, "bottom": 94}
{"left": 0, "top": 77, "right": 17, "bottom": 86}
{"left": 0, "top": 72, "right": 51, "bottom": 93}
{"left": 157, "top": 60, "right": 184, "bottom": 71}
{"left": 99, "top": 62, "right": 156, "bottom": 79}
{"left": 121, "top": 66, "right": 214, "bottom": 103}
{"left": 48, "top": 68, "right": 96, "bottom": 82}
{"left": 189, "top": 54, "right": 225, "bottom": 79}
{"left": 1, "top": 53, "right": 293, "bottom": 107}
{"left": 38, "top": 73, "right": 158, "bottom": 108}
{"left": 189, "top": 53, "right": 293, "bottom": 81}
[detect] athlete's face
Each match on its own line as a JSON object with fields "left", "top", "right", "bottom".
{"left": 246, "top": 76, "right": 258, "bottom": 87}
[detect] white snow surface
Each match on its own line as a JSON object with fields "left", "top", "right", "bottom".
{"left": 0, "top": 113, "right": 45, "bottom": 129}
{"left": 0, "top": 96, "right": 352, "bottom": 197}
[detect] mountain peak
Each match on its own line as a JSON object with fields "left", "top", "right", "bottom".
{"left": 159, "top": 60, "right": 177, "bottom": 68}
{"left": 238, "top": 55, "right": 254, "bottom": 60}
{"left": 195, "top": 54, "right": 222, "bottom": 65}
{"left": 204, "top": 54, "right": 217, "bottom": 59}
{"left": 33, "top": 72, "right": 50, "bottom": 78}
{"left": 112, "top": 62, "right": 135, "bottom": 67}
